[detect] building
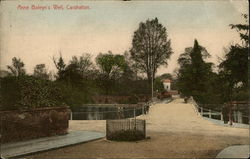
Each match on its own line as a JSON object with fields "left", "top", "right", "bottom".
{"left": 162, "top": 79, "right": 171, "bottom": 91}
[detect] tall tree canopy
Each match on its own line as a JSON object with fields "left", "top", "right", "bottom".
{"left": 69, "top": 53, "right": 94, "bottom": 79}
{"left": 33, "top": 64, "right": 50, "bottom": 80}
{"left": 177, "top": 39, "right": 213, "bottom": 103}
{"left": 130, "top": 18, "right": 173, "bottom": 83}
{"left": 218, "top": 14, "right": 248, "bottom": 102}
{"left": 53, "top": 53, "right": 66, "bottom": 79}
{"left": 96, "top": 52, "right": 127, "bottom": 80}
{"left": 7, "top": 57, "right": 26, "bottom": 76}
{"left": 96, "top": 52, "right": 128, "bottom": 95}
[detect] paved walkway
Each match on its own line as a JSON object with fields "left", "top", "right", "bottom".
{"left": 203, "top": 117, "right": 249, "bottom": 129}
{"left": 216, "top": 145, "right": 249, "bottom": 158}
{"left": 138, "top": 98, "right": 249, "bottom": 158}
{"left": 137, "top": 98, "right": 249, "bottom": 137}
{"left": 1, "top": 130, "right": 105, "bottom": 158}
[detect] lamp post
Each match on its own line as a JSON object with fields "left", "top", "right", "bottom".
{"left": 151, "top": 59, "right": 153, "bottom": 101}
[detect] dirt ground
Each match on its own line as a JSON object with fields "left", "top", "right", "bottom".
{"left": 23, "top": 131, "right": 248, "bottom": 159}
{"left": 23, "top": 98, "right": 249, "bottom": 159}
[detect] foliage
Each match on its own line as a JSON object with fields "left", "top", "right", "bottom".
{"left": 107, "top": 129, "right": 145, "bottom": 141}
{"left": 55, "top": 80, "right": 93, "bottom": 107}
{"left": 154, "top": 77, "right": 164, "bottom": 92}
{"left": 130, "top": 18, "right": 173, "bottom": 83}
{"left": 159, "top": 73, "right": 173, "bottom": 80}
{"left": 218, "top": 14, "right": 248, "bottom": 102}
{"left": 7, "top": 57, "right": 26, "bottom": 76}
{"left": 176, "top": 39, "right": 214, "bottom": 103}
{"left": 96, "top": 52, "right": 128, "bottom": 94}
{"left": 53, "top": 53, "right": 66, "bottom": 79}
{"left": 69, "top": 53, "right": 94, "bottom": 79}
{"left": 58, "top": 63, "right": 82, "bottom": 85}
{"left": 0, "top": 76, "right": 63, "bottom": 110}
{"left": 96, "top": 52, "right": 127, "bottom": 78}
{"left": 229, "top": 14, "right": 249, "bottom": 46}
{"left": 176, "top": 14, "right": 249, "bottom": 106}
{"left": 219, "top": 45, "right": 248, "bottom": 87}
{"left": 33, "top": 64, "right": 50, "bottom": 80}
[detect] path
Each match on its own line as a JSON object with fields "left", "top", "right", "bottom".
{"left": 23, "top": 98, "right": 249, "bottom": 158}
{"left": 216, "top": 145, "right": 249, "bottom": 158}
{"left": 1, "top": 131, "right": 105, "bottom": 158}
{"left": 138, "top": 98, "right": 249, "bottom": 137}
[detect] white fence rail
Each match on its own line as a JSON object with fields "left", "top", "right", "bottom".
{"left": 190, "top": 97, "right": 249, "bottom": 125}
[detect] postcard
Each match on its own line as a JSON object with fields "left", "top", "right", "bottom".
{"left": 0, "top": 0, "right": 249, "bottom": 158}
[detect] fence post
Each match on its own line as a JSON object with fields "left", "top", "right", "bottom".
{"left": 143, "top": 120, "right": 146, "bottom": 138}
{"left": 134, "top": 106, "right": 136, "bottom": 130}
{"left": 134, "top": 107, "right": 136, "bottom": 118}
{"left": 234, "top": 111, "right": 236, "bottom": 123}
{"left": 238, "top": 111, "right": 242, "bottom": 124}
{"left": 106, "top": 120, "right": 108, "bottom": 139}
{"left": 220, "top": 112, "right": 223, "bottom": 121}
{"left": 233, "top": 111, "right": 237, "bottom": 123}
{"left": 201, "top": 107, "right": 203, "bottom": 116}
{"left": 209, "top": 109, "right": 211, "bottom": 118}
{"left": 70, "top": 111, "right": 73, "bottom": 120}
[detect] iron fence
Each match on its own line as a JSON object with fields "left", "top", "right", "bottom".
{"left": 106, "top": 119, "right": 146, "bottom": 140}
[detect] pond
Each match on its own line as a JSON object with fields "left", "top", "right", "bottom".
{"left": 71, "top": 104, "right": 149, "bottom": 120}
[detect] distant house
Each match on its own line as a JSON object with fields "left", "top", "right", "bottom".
{"left": 162, "top": 79, "right": 171, "bottom": 91}
{"left": 0, "top": 70, "right": 10, "bottom": 78}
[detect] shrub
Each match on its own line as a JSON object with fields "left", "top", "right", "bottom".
{"left": 0, "top": 76, "right": 64, "bottom": 110}
{"left": 107, "top": 129, "right": 145, "bottom": 141}
{"left": 55, "top": 80, "right": 94, "bottom": 108}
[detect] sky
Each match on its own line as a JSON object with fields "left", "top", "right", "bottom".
{"left": 0, "top": 0, "right": 248, "bottom": 76}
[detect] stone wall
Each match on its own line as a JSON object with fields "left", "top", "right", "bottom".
{"left": 0, "top": 106, "right": 70, "bottom": 143}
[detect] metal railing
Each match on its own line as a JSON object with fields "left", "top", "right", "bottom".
{"left": 70, "top": 102, "right": 151, "bottom": 120}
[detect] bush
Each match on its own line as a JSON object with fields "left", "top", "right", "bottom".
{"left": 0, "top": 76, "right": 64, "bottom": 110}
{"left": 55, "top": 80, "right": 94, "bottom": 108}
{"left": 107, "top": 129, "right": 145, "bottom": 141}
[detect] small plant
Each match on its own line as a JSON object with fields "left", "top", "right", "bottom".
{"left": 107, "top": 129, "right": 145, "bottom": 141}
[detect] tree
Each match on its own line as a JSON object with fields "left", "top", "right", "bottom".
{"left": 95, "top": 52, "right": 127, "bottom": 95}
{"left": 176, "top": 39, "right": 213, "bottom": 103}
{"left": 59, "top": 63, "right": 82, "bottom": 85}
{"left": 122, "top": 51, "right": 138, "bottom": 81}
{"left": 96, "top": 52, "right": 127, "bottom": 80}
{"left": 69, "top": 53, "right": 94, "bottom": 79}
{"left": 159, "top": 73, "right": 173, "bottom": 80}
{"left": 33, "top": 64, "right": 50, "bottom": 80}
{"left": 130, "top": 18, "right": 173, "bottom": 83}
{"left": 218, "top": 14, "right": 249, "bottom": 125}
{"left": 7, "top": 57, "right": 26, "bottom": 76}
{"left": 53, "top": 53, "right": 66, "bottom": 79}
{"left": 229, "top": 14, "right": 249, "bottom": 47}
{"left": 219, "top": 14, "right": 248, "bottom": 88}
{"left": 154, "top": 77, "right": 164, "bottom": 92}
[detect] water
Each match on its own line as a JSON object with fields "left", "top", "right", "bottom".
{"left": 71, "top": 105, "right": 149, "bottom": 120}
